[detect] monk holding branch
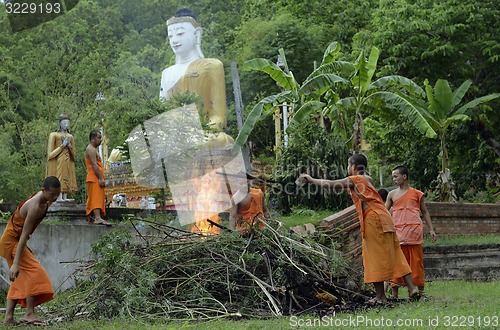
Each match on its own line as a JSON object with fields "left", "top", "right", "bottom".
{"left": 0, "top": 176, "right": 61, "bottom": 326}
{"left": 300, "top": 154, "right": 420, "bottom": 304}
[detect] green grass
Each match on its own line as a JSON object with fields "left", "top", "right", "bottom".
{"left": 277, "top": 208, "right": 335, "bottom": 228}
{"left": 16, "top": 280, "right": 498, "bottom": 329}
{"left": 423, "top": 234, "right": 499, "bottom": 246}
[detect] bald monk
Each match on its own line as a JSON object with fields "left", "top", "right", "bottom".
{"left": 386, "top": 165, "right": 437, "bottom": 298}
{"left": 229, "top": 183, "right": 270, "bottom": 234}
{"left": 0, "top": 176, "right": 61, "bottom": 326}
{"left": 300, "top": 154, "right": 419, "bottom": 304}
{"left": 85, "top": 130, "right": 111, "bottom": 226}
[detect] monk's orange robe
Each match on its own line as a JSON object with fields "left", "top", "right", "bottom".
{"left": 391, "top": 188, "right": 425, "bottom": 286}
{"left": 0, "top": 200, "right": 53, "bottom": 308}
{"left": 236, "top": 188, "right": 266, "bottom": 233}
{"left": 85, "top": 156, "right": 106, "bottom": 216}
{"left": 348, "top": 175, "right": 411, "bottom": 283}
{"left": 391, "top": 245, "right": 424, "bottom": 287}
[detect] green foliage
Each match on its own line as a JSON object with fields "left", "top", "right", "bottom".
{"left": 274, "top": 117, "right": 351, "bottom": 212}
{"left": 403, "top": 79, "right": 499, "bottom": 201}
{"left": 0, "top": 211, "right": 12, "bottom": 222}
{"left": 364, "top": 116, "right": 440, "bottom": 191}
{"left": 81, "top": 230, "right": 159, "bottom": 318}
{"left": 0, "top": 0, "right": 497, "bottom": 204}
{"left": 279, "top": 209, "right": 335, "bottom": 229}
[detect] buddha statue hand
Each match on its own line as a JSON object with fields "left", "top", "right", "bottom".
{"left": 62, "top": 136, "right": 70, "bottom": 147}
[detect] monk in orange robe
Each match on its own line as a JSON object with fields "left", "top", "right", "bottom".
{"left": 300, "top": 154, "right": 419, "bottom": 304}
{"left": 229, "top": 185, "right": 269, "bottom": 234}
{"left": 386, "top": 165, "right": 437, "bottom": 298}
{"left": 0, "top": 176, "right": 60, "bottom": 326}
{"left": 85, "top": 130, "right": 111, "bottom": 226}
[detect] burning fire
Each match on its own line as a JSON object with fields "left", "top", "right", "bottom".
{"left": 189, "top": 169, "right": 222, "bottom": 235}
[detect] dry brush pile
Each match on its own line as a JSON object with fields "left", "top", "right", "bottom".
{"left": 51, "top": 218, "right": 369, "bottom": 322}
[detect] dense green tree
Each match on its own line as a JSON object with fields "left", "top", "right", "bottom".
{"left": 0, "top": 0, "right": 497, "bottom": 205}
{"left": 357, "top": 0, "right": 500, "bottom": 163}
{"left": 234, "top": 17, "right": 320, "bottom": 152}
{"left": 401, "top": 79, "right": 498, "bottom": 201}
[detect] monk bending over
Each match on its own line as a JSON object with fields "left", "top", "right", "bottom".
{"left": 0, "top": 176, "right": 61, "bottom": 326}
{"left": 300, "top": 154, "right": 419, "bottom": 304}
{"left": 229, "top": 182, "right": 270, "bottom": 234}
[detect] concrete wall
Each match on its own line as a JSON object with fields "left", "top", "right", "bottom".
{"left": 0, "top": 223, "right": 115, "bottom": 292}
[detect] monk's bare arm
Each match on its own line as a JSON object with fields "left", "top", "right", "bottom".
{"left": 385, "top": 191, "right": 394, "bottom": 210}
{"left": 9, "top": 203, "right": 39, "bottom": 281}
{"left": 299, "top": 174, "right": 353, "bottom": 191}
{"left": 420, "top": 197, "right": 437, "bottom": 242}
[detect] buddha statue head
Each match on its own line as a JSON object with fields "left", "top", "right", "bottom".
{"left": 166, "top": 8, "right": 204, "bottom": 64}
{"left": 58, "top": 112, "right": 70, "bottom": 132}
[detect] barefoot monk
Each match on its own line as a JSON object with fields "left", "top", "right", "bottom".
{"left": 0, "top": 176, "right": 61, "bottom": 326}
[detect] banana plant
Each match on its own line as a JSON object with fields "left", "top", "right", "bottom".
{"left": 403, "top": 79, "right": 499, "bottom": 202}
{"left": 316, "top": 46, "right": 433, "bottom": 153}
{"left": 238, "top": 42, "right": 432, "bottom": 154}
{"left": 235, "top": 42, "right": 450, "bottom": 160}
{"left": 233, "top": 43, "right": 349, "bottom": 151}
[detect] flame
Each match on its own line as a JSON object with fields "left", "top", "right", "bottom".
{"left": 189, "top": 169, "right": 222, "bottom": 235}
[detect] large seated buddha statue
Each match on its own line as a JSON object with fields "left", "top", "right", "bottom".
{"left": 160, "top": 8, "right": 232, "bottom": 148}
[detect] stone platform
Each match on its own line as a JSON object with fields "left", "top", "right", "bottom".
{"left": 46, "top": 200, "right": 87, "bottom": 221}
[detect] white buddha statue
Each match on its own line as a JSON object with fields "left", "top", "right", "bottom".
{"left": 160, "top": 8, "right": 232, "bottom": 146}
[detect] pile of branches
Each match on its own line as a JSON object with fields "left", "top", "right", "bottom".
{"left": 52, "top": 219, "right": 368, "bottom": 322}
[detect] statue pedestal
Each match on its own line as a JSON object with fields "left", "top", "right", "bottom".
{"left": 47, "top": 200, "right": 87, "bottom": 222}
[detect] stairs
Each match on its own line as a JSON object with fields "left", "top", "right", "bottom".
{"left": 424, "top": 244, "right": 500, "bottom": 281}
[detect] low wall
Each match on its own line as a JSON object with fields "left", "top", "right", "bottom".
{"left": 319, "top": 202, "right": 500, "bottom": 237}
{"left": 0, "top": 223, "right": 115, "bottom": 292}
{"left": 425, "top": 202, "right": 500, "bottom": 235}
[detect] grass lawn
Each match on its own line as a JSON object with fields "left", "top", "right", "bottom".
{"left": 276, "top": 209, "right": 336, "bottom": 228}
{"left": 423, "top": 234, "right": 499, "bottom": 246}
{"left": 27, "top": 279, "right": 499, "bottom": 329}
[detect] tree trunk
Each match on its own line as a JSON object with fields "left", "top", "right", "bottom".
{"left": 438, "top": 134, "right": 457, "bottom": 202}
{"left": 440, "top": 134, "right": 449, "bottom": 173}
{"left": 352, "top": 112, "right": 363, "bottom": 153}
